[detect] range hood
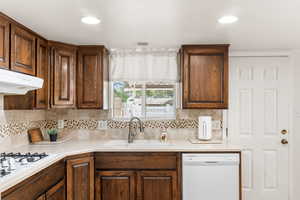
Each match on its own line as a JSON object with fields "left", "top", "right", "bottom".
{"left": 0, "top": 68, "right": 44, "bottom": 95}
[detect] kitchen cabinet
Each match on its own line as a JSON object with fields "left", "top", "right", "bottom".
{"left": 95, "top": 153, "right": 180, "bottom": 200}
{"left": 36, "top": 195, "right": 46, "bottom": 200}
{"left": 137, "top": 171, "right": 178, "bottom": 200}
{"left": 77, "top": 46, "right": 107, "bottom": 109}
{"left": 0, "top": 15, "right": 10, "bottom": 69}
{"left": 95, "top": 171, "right": 136, "bottom": 200}
{"left": 10, "top": 24, "right": 36, "bottom": 75}
{"left": 66, "top": 156, "right": 94, "bottom": 200}
{"left": 4, "top": 38, "right": 49, "bottom": 110}
{"left": 36, "top": 37, "right": 49, "bottom": 109}
{"left": 50, "top": 42, "right": 77, "bottom": 108}
{"left": 2, "top": 160, "right": 65, "bottom": 200}
{"left": 181, "top": 45, "right": 229, "bottom": 109}
{"left": 46, "top": 179, "right": 66, "bottom": 200}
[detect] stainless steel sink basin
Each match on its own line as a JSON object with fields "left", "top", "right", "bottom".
{"left": 102, "top": 140, "right": 173, "bottom": 147}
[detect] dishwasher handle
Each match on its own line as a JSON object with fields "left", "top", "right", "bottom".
{"left": 182, "top": 155, "right": 240, "bottom": 166}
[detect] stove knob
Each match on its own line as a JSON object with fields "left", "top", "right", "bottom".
{"left": 20, "top": 158, "right": 28, "bottom": 165}
{"left": 8, "top": 158, "right": 16, "bottom": 170}
{"left": 27, "top": 157, "right": 35, "bottom": 162}
{"left": 1, "top": 159, "right": 9, "bottom": 168}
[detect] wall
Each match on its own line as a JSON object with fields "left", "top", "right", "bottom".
{"left": 0, "top": 94, "right": 46, "bottom": 151}
{"left": 0, "top": 93, "right": 224, "bottom": 150}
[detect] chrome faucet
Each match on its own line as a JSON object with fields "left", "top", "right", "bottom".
{"left": 128, "top": 117, "right": 144, "bottom": 143}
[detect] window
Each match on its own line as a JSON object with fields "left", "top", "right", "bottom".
{"left": 112, "top": 81, "right": 176, "bottom": 119}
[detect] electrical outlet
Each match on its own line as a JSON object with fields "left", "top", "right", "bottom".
{"left": 212, "top": 120, "right": 222, "bottom": 130}
{"left": 97, "top": 120, "right": 108, "bottom": 130}
{"left": 57, "top": 120, "right": 64, "bottom": 129}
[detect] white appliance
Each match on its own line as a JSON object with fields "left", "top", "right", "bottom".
{"left": 0, "top": 68, "right": 43, "bottom": 95}
{"left": 198, "top": 116, "right": 212, "bottom": 140}
{"left": 182, "top": 153, "right": 240, "bottom": 200}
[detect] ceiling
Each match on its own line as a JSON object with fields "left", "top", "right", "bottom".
{"left": 1, "top": 0, "right": 300, "bottom": 50}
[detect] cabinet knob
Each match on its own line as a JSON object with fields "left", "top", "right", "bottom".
{"left": 281, "top": 130, "right": 288, "bottom": 135}
{"left": 281, "top": 139, "right": 288, "bottom": 145}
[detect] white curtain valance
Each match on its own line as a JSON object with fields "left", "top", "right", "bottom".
{"left": 109, "top": 49, "right": 179, "bottom": 83}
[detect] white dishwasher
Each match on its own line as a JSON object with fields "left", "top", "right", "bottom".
{"left": 182, "top": 153, "right": 240, "bottom": 200}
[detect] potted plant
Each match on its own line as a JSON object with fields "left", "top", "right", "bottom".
{"left": 47, "top": 129, "right": 58, "bottom": 142}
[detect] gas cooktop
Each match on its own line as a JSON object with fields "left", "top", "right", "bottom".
{"left": 0, "top": 152, "right": 49, "bottom": 178}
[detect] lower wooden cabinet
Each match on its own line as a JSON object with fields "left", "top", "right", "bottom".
{"left": 95, "top": 171, "right": 136, "bottom": 200}
{"left": 137, "top": 171, "right": 178, "bottom": 200}
{"left": 46, "top": 179, "right": 66, "bottom": 200}
{"left": 36, "top": 195, "right": 46, "bottom": 200}
{"left": 66, "top": 156, "right": 94, "bottom": 200}
{"left": 95, "top": 170, "right": 178, "bottom": 200}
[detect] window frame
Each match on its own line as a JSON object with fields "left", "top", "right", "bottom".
{"left": 110, "top": 81, "right": 177, "bottom": 120}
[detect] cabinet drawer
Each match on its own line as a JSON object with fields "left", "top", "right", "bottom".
{"left": 95, "top": 153, "right": 178, "bottom": 170}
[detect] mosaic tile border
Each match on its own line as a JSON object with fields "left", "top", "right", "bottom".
{"left": 0, "top": 119, "right": 201, "bottom": 137}
{"left": 0, "top": 120, "right": 48, "bottom": 137}
{"left": 45, "top": 119, "right": 199, "bottom": 129}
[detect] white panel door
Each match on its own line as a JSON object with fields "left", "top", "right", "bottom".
{"left": 228, "top": 57, "right": 290, "bottom": 200}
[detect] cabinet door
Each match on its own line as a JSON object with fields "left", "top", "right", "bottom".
{"left": 0, "top": 15, "right": 9, "bottom": 69}
{"left": 51, "top": 45, "right": 76, "bottom": 108}
{"left": 66, "top": 157, "right": 94, "bottom": 200}
{"left": 137, "top": 171, "right": 178, "bottom": 200}
{"left": 77, "top": 46, "right": 105, "bottom": 109}
{"left": 46, "top": 179, "right": 65, "bottom": 200}
{"left": 36, "top": 194, "right": 46, "bottom": 200}
{"left": 10, "top": 24, "right": 36, "bottom": 75}
{"left": 36, "top": 38, "right": 49, "bottom": 109}
{"left": 95, "top": 171, "right": 136, "bottom": 200}
{"left": 182, "top": 45, "right": 229, "bottom": 109}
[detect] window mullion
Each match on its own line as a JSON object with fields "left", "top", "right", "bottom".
{"left": 142, "top": 83, "right": 146, "bottom": 119}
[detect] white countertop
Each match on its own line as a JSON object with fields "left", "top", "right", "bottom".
{"left": 0, "top": 138, "right": 240, "bottom": 197}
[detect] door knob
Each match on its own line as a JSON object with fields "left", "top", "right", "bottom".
{"left": 281, "top": 130, "right": 288, "bottom": 135}
{"left": 281, "top": 139, "right": 288, "bottom": 145}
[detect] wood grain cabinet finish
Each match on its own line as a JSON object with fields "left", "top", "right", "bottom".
{"left": 46, "top": 179, "right": 66, "bottom": 200}
{"left": 66, "top": 156, "right": 94, "bottom": 200}
{"left": 50, "top": 42, "right": 76, "bottom": 108}
{"left": 181, "top": 45, "right": 229, "bottom": 109}
{"left": 0, "top": 15, "right": 9, "bottom": 69}
{"left": 36, "top": 38, "right": 49, "bottom": 109}
{"left": 137, "top": 171, "right": 178, "bottom": 200}
{"left": 95, "top": 171, "right": 136, "bottom": 200}
{"left": 10, "top": 24, "right": 36, "bottom": 75}
{"left": 36, "top": 195, "right": 46, "bottom": 200}
{"left": 4, "top": 39, "right": 49, "bottom": 110}
{"left": 77, "top": 46, "right": 107, "bottom": 109}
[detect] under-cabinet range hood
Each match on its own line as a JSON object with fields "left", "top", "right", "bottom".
{"left": 0, "top": 68, "right": 43, "bottom": 95}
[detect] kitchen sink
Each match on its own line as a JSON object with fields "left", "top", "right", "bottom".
{"left": 102, "top": 140, "right": 174, "bottom": 147}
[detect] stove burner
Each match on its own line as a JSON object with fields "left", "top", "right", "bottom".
{"left": 0, "top": 152, "right": 49, "bottom": 178}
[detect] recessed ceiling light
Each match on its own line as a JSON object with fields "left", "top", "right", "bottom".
{"left": 81, "top": 16, "right": 101, "bottom": 25}
{"left": 218, "top": 15, "right": 238, "bottom": 24}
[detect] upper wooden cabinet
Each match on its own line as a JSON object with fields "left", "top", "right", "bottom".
{"left": 10, "top": 24, "right": 36, "bottom": 75}
{"left": 181, "top": 45, "right": 229, "bottom": 109}
{"left": 66, "top": 156, "right": 94, "bottom": 200}
{"left": 77, "top": 46, "right": 107, "bottom": 109}
{"left": 50, "top": 42, "right": 77, "bottom": 108}
{"left": 36, "top": 38, "right": 49, "bottom": 109}
{"left": 0, "top": 15, "right": 10, "bottom": 69}
{"left": 4, "top": 38, "right": 49, "bottom": 110}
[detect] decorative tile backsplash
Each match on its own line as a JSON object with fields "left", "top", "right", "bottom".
{"left": 0, "top": 97, "right": 223, "bottom": 139}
